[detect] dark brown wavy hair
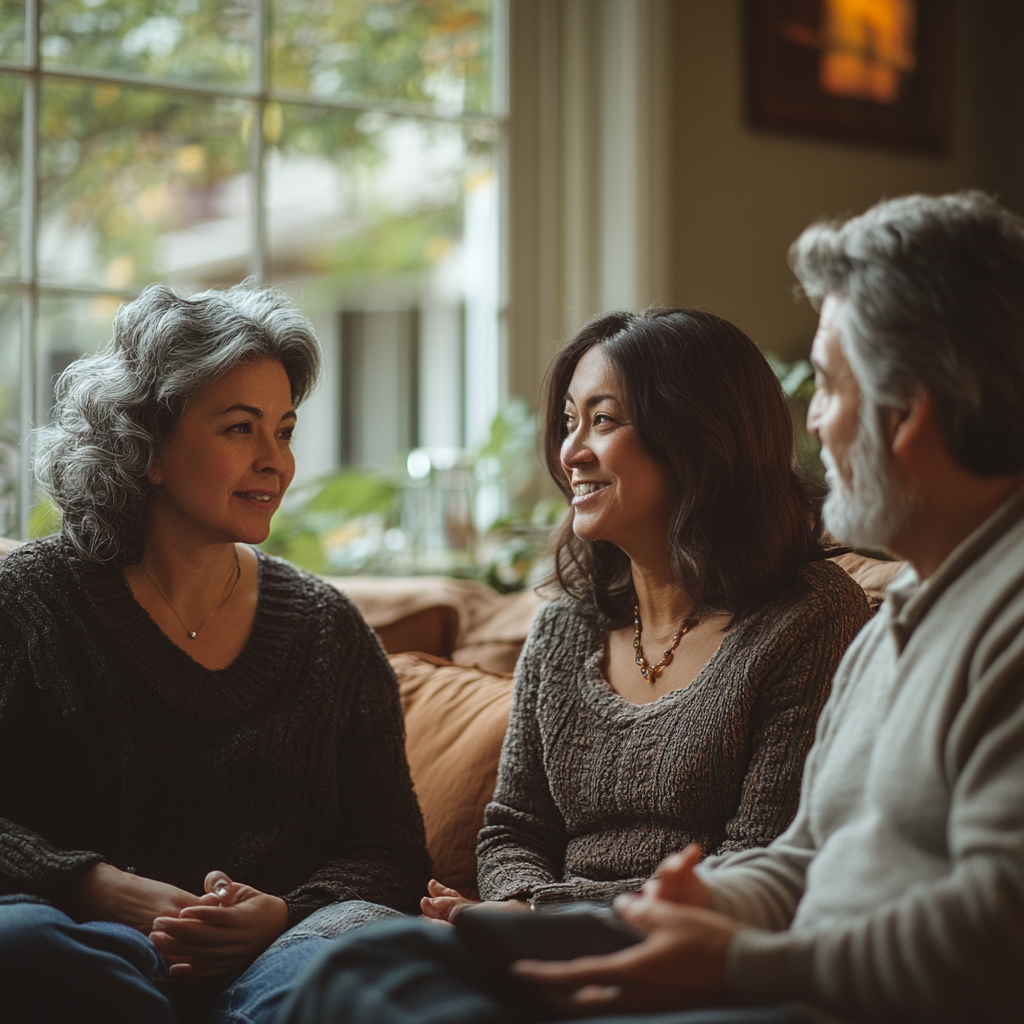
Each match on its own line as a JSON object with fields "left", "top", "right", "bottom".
{"left": 543, "top": 308, "right": 823, "bottom": 626}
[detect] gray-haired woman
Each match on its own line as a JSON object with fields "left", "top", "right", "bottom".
{"left": 0, "top": 283, "right": 431, "bottom": 1024}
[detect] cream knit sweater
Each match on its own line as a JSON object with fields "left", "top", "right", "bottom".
{"left": 702, "top": 487, "right": 1024, "bottom": 1023}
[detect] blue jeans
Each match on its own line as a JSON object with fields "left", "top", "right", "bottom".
{"left": 275, "top": 917, "right": 817, "bottom": 1024}
{"left": 0, "top": 898, "right": 340, "bottom": 1024}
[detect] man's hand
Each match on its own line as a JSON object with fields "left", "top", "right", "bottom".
{"left": 76, "top": 862, "right": 198, "bottom": 934}
{"left": 149, "top": 871, "right": 289, "bottom": 979}
{"left": 510, "top": 894, "right": 738, "bottom": 1016}
{"left": 644, "top": 843, "right": 710, "bottom": 907}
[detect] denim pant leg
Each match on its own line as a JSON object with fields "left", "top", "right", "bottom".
{"left": 273, "top": 918, "right": 821, "bottom": 1024}
{"left": 207, "top": 902, "right": 403, "bottom": 1024}
{"left": 0, "top": 899, "right": 175, "bottom": 1024}
{"left": 572, "top": 1011, "right": 816, "bottom": 1024}
{"left": 275, "top": 916, "right": 550, "bottom": 1024}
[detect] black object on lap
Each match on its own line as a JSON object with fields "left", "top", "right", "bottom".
{"left": 454, "top": 901, "right": 644, "bottom": 969}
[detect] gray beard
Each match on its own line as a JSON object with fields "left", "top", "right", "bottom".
{"left": 820, "top": 409, "right": 916, "bottom": 549}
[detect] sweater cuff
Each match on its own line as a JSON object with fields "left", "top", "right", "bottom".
{"left": 727, "top": 925, "right": 821, "bottom": 1007}
{"left": 24, "top": 850, "right": 105, "bottom": 913}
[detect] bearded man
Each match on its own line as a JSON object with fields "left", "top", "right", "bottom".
{"left": 279, "top": 192, "right": 1024, "bottom": 1024}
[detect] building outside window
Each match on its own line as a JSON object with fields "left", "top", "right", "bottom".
{"left": 0, "top": 0, "right": 508, "bottom": 574}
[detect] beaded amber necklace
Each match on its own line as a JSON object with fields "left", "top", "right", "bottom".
{"left": 632, "top": 603, "right": 700, "bottom": 683}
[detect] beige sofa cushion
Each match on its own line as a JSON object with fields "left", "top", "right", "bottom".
{"left": 392, "top": 652, "right": 514, "bottom": 898}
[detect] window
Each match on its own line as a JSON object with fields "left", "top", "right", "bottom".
{"left": 0, "top": 0, "right": 505, "bottom": 539}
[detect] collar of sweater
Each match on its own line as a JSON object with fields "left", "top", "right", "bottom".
{"left": 70, "top": 543, "right": 307, "bottom": 720}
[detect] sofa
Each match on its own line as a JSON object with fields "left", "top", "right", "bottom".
{"left": 0, "top": 537, "right": 902, "bottom": 899}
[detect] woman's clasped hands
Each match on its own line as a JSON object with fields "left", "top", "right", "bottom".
{"left": 77, "top": 863, "right": 287, "bottom": 977}
{"left": 149, "top": 870, "right": 290, "bottom": 978}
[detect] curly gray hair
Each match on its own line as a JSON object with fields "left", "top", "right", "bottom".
{"left": 35, "top": 282, "right": 322, "bottom": 564}
{"left": 790, "top": 191, "right": 1024, "bottom": 477}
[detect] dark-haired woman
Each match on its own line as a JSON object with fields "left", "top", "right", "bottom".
{"left": 0, "top": 283, "right": 430, "bottom": 1024}
{"left": 277, "top": 308, "right": 868, "bottom": 1024}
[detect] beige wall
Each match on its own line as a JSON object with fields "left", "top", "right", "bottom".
{"left": 664, "top": 0, "right": 1024, "bottom": 360}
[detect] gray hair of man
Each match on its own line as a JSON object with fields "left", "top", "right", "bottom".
{"left": 35, "top": 281, "right": 322, "bottom": 565}
{"left": 790, "top": 191, "right": 1024, "bottom": 479}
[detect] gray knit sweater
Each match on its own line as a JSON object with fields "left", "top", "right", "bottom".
{"left": 477, "top": 558, "right": 868, "bottom": 906}
{"left": 0, "top": 536, "right": 431, "bottom": 924}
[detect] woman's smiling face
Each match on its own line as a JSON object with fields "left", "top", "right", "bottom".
{"left": 147, "top": 358, "right": 297, "bottom": 546}
{"left": 560, "top": 345, "right": 675, "bottom": 561}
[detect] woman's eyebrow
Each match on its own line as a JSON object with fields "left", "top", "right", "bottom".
{"left": 218, "top": 403, "right": 263, "bottom": 417}
{"left": 216, "top": 403, "right": 298, "bottom": 422}
{"left": 562, "top": 393, "right": 618, "bottom": 407}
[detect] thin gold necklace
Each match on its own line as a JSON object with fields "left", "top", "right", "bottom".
{"left": 140, "top": 547, "right": 241, "bottom": 640}
{"left": 633, "top": 603, "right": 699, "bottom": 684}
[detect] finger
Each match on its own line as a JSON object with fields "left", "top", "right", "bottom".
{"left": 614, "top": 896, "right": 702, "bottom": 933}
{"left": 655, "top": 843, "right": 703, "bottom": 878}
{"left": 427, "top": 879, "right": 462, "bottom": 897}
{"left": 511, "top": 946, "right": 640, "bottom": 988}
{"left": 650, "top": 843, "right": 705, "bottom": 904}
{"left": 420, "top": 897, "right": 445, "bottom": 919}
{"left": 204, "top": 870, "right": 235, "bottom": 903}
{"left": 152, "top": 918, "right": 244, "bottom": 949}
{"left": 176, "top": 904, "right": 243, "bottom": 925}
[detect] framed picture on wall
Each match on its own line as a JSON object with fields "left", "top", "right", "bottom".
{"left": 746, "top": 0, "right": 952, "bottom": 153}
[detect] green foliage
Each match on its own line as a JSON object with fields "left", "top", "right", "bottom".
{"left": 28, "top": 498, "right": 61, "bottom": 538}
{"left": 320, "top": 202, "right": 461, "bottom": 279}
{"left": 0, "top": 0, "right": 493, "bottom": 288}
{"left": 271, "top": 0, "right": 493, "bottom": 113}
{"left": 767, "top": 354, "right": 822, "bottom": 481}
{"left": 261, "top": 467, "right": 399, "bottom": 574}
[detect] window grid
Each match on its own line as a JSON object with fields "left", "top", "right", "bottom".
{"left": 0, "top": 0, "right": 506, "bottom": 539}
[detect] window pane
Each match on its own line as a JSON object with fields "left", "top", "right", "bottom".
{"left": 38, "top": 81, "right": 250, "bottom": 290}
{"left": 41, "top": 0, "right": 254, "bottom": 87}
{"left": 27, "top": 292, "right": 123, "bottom": 536}
{"left": 271, "top": 0, "right": 494, "bottom": 115}
{"left": 0, "top": 290, "right": 20, "bottom": 538}
{"left": 266, "top": 105, "right": 499, "bottom": 478}
{"left": 0, "top": 74, "right": 22, "bottom": 276}
{"left": 0, "top": 1, "right": 24, "bottom": 64}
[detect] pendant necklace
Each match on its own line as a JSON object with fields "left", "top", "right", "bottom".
{"left": 633, "top": 603, "right": 699, "bottom": 684}
{"left": 141, "top": 547, "right": 241, "bottom": 640}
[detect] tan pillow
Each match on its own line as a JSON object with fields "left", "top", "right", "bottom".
{"left": 450, "top": 588, "right": 546, "bottom": 673}
{"left": 392, "top": 652, "right": 514, "bottom": 899}
{"left": 829, "top": 551, "right": 904, "bottom": 615}
{"left": 0, "top": 538, "right": 23, "bottom": 559}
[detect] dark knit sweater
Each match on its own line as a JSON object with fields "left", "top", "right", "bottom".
{"left": 0, "top": 537, "right": 431, "bottom": 924}
{"left": 477, "top": 558, "right": 868, "bottom": 906}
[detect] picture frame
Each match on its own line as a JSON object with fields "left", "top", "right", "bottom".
{"left": 745, "top": 0, "right": 952, "bottom": 154}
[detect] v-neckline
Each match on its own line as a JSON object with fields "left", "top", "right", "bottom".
{"left": 72, "top": 545, "right": 305, "bottom": 720}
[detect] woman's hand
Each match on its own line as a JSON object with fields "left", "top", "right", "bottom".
{"left": 421, "top": 880, "right": 532, "bottom": 923}
{"left": 149, "top": 870, "right": 289, "bottom": 979}
{"left": 76, "top": 862, "right": 198, "bottom": 933}
{"left": 420, "top": 879, "right": 478, "bottom": 922}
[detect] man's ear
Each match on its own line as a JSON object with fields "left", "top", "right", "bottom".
{"left": 146, "top": 456, "right": 162, "bottom": 487}
{"left": 890, "top": 388, "right": 935, "bottom": 463}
